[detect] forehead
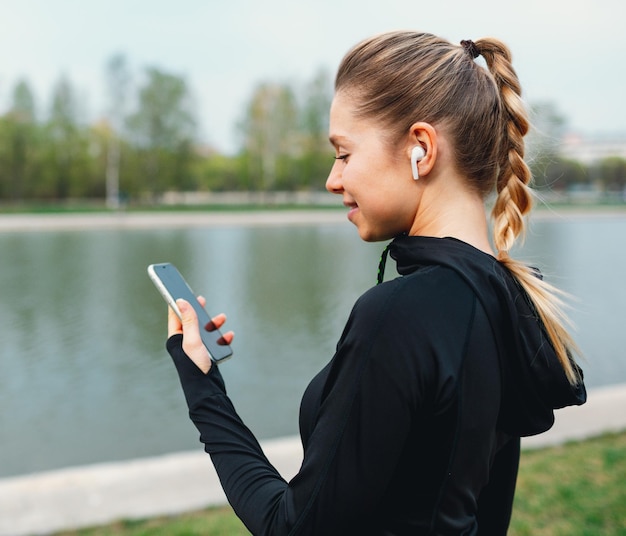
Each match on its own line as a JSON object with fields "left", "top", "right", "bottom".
{"left": 329, "top": 92, "right": 356, "bottom": 124}
{"left": 329, "top": 91, "right": 400, "bottom": 151}
{"left": 328, "top": 92, "right": 364, "bottom": 145}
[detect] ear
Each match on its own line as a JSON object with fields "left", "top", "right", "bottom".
{"left": 405, "top": 122, "right": 438, "bottom": 180}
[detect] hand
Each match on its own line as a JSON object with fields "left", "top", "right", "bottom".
{"left": 167, "top": 296, "right": 234, "bottom": 374}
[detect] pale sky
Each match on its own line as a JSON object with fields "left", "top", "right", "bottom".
{"left": 2, "top": 0, "right": 625, "bottom": 154}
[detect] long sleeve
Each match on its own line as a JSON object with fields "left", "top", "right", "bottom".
{"left": 168, "top": 334, "right": 289, "bottom": 532}
{"left": 167, "top": 262, "right": 510, "bottom": 535}
{"left": 166, "top": 277, "right": 430, "bottom": 536}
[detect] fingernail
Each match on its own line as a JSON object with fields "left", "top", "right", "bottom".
{"left": 176, "top": 299, "right": 188, "bottom": 313}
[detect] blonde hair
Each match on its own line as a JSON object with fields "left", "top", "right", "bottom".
{"left": 336, "top": 31, "right": 581, "bottom": 384}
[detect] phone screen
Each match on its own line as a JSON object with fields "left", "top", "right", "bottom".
{"left": 147, "top": 263, "right": 233, "bottom": 363}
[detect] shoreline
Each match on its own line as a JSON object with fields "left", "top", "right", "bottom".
{"left": 0, "top": 205, "right": 625, "bottom": 233}
{"left": 2, "top": 382, "right": 626, "bottom": 536}
{"left": 0, "top": 209, "right": 348, "bottom": 233}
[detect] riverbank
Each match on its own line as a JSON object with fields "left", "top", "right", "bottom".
{"left": 0, "top": 209, "right": 347, "bottom": 233}
{"left": 0, "top": 204, "right": 625, "bottom": 233}
{"left": 1, "top": 383, "right": 625, "bottom": 536}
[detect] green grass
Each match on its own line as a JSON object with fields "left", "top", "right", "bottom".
{"left": 54, "top": 507, "right": 249, "bottom": 536}
{"left": 510, "top": 431, "right": 626, "bottom": 535}
{"left": 54, "top": 431, "right": 626, "bottom": 535}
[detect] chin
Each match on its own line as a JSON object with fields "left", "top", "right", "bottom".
{"left": 357, "top": 227, "right": 394, "bottom": 243}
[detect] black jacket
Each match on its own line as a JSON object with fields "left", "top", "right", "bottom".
{"left": 167, "top": 235, "right": 586, "bottom": 535}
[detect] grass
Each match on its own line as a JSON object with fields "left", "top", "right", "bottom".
{"left": 510, "top": 431, "right": 626, "bottom": 535}
{"left": 54, "top": 507, "right": 249, "bottom": 536}
{"left": 53, "top": 431, "right": 626, "bottom": 536}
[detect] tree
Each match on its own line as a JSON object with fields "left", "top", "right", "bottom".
{"left": 104, "top": 54, "right": 131, "bottom": 208}
{"left": 595, "top": 157, "right": 626, "bottom": 193}
{"left": 541, "top": 158, "right": 588, "bottom": 191}
{"left": 238, "top": 82, "right": 299, "bottom": 190}
{"left": 126, "top": 67, "right": 197, "bottom": 196}
{"left": 41, "top": 76, "right": 93, "bottom": 199}
{"left": 0, "top": 80, "right": 39, "bottom": 201}
{"left": 298, "top": 69, "right": 333, "bottom": 189}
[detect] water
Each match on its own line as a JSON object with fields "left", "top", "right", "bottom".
{"left": 0, "top": 214, "right": 624, "bottom": 478}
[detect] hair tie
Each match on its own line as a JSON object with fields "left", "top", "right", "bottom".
{"left": 461, "top": 39, "right": 480, "bottom": 59}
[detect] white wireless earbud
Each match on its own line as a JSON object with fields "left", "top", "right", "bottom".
{"left": 411, "top": 146, "right": 426, "bottom": 180}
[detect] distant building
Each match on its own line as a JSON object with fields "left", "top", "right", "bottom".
{"left": 560, "top": 132, "right": 626, "bottom": 164}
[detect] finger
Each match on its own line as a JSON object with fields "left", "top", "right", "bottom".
{"left": 218, "top": 330, "right": 235, "bottom": 346}
{"left": 206, "top": 312, "right": 227, "bottom": 331}
{"left": 167, "top": 304, "right": 183, "bottom": 338}
{"left": 195, "top": 296, "right": 226, "bottom": 331}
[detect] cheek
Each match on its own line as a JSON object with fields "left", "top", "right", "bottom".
{"left": 373, "top": 184, "right": 419, "bottom": 227}
{"left": 342, "top": 159, "right": 381, "bottom": 191}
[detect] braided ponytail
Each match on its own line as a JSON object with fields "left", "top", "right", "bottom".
{"left": 335, "top": 31, "right": 582, "bottom": 384}
{"left": 475, "top": 38, "right": 581, "bottom": 384}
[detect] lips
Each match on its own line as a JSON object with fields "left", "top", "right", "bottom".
{"left": 344, "top": 201, "right": 359, "bottom": 222}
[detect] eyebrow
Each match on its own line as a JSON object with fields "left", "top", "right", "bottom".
{"left": 328, "top": 134, "right": 347, "bottom": 147}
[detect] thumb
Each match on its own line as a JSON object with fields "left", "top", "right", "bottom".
{"left": 177, "top": 299, "right": 197, "bottom": 326}
{"left": 176, "top": 299, "right": 212, "bottom": 373}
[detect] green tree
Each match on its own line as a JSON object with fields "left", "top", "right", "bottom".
{"left": 104, "top": 53, "right": 131, "bottom": 208}
{"left": 238, "top": 82, "right": 299, "bottom": 190}
{"left": 126, "top": 67, "right": 197, "bottom": 197}
{"left": 540, "top": 157, "right": 589, "bottom": 191}
{"left": 194, "top": 150, "right": 242, "bottom": 191}
{"left": 298, "top": 69, "right": 333, "bottom": 189}
{"left": 40, "top": 75, "right": 96, "bottom": 199}
{"left": 595, "top": 157, "right": 626, "bottom": 193}
{"left": 0, "top": 80, "right": 39, "bottom": 201}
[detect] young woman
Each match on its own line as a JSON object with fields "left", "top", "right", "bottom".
{"left": 165, "top": 31, "right": 586, "bottom": 535}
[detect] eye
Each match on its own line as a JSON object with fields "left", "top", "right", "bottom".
{"left": 334, "top": 154, "right": 350, "bottom": 163}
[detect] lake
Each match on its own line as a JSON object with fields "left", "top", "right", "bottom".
{"left": 0, "top": 210, "right": 624, "bottom": 478}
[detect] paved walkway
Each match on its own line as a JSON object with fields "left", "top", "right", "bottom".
{"left": 1, "top": 383, "right": 625, "bottom": 536}
{"left": 0, "top": 210, "right": 347, "bottom": 233}
{"left": 0, "top": 206, "right": 625, "bottom": 234}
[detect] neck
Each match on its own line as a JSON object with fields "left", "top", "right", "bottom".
{"left": 408, "top": 179, "right": 494, "bottom": 256}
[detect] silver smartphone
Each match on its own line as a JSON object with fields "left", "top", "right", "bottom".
{"left": 147, "top": 263, "right": 233, "bottom": 363}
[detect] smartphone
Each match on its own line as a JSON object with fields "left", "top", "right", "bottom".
{"left": 147, "top": 263, "right": 233, "bottom": 363}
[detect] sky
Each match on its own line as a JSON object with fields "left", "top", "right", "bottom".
{"left": 2, "top": 0, "right": 625, "bottom": 154}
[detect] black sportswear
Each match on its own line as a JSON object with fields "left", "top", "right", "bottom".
{"left": 167, "top": 235, "right": 586, "bottom": 535}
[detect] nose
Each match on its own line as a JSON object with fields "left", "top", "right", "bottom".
{"left": 325, "top": 161, "right": 344, "bottom": 194}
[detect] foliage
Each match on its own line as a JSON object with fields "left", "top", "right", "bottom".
{"left": 125, "top": 67, "right": 197, "bottom": 196}
{"left": 0, "top": 68, "right": 623, "bottom": 205}
{"left": 594, "top": 157, "right": 626, "bottom": 191}
{"left": 236, "top": 69, "right": 334, "bottom": 191}
{"left": 531, "top": 157, "right": 589, "bottom": 190}
{"left": 0, "top": 80, "right": 38, "bottom": 200}
{"left": 103, "top": 54, "right": 131, "bottom": 209}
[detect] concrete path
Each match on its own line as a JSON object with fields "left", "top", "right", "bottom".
{"left": 1, "top": 383, "right": 625, "bottom": 536}
{"left": 0, "top": 206, "right": 625, "bottom": 234}
{"left": 0, "top": 210, "right": 347, "bottom": 233}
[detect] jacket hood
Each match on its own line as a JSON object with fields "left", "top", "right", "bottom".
{"left": 387, "top": 235, "right": 586, "bottom": 437}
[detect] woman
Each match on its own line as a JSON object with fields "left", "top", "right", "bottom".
{"left": 165, "top": 31, "right": 586, "bottom": 535}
